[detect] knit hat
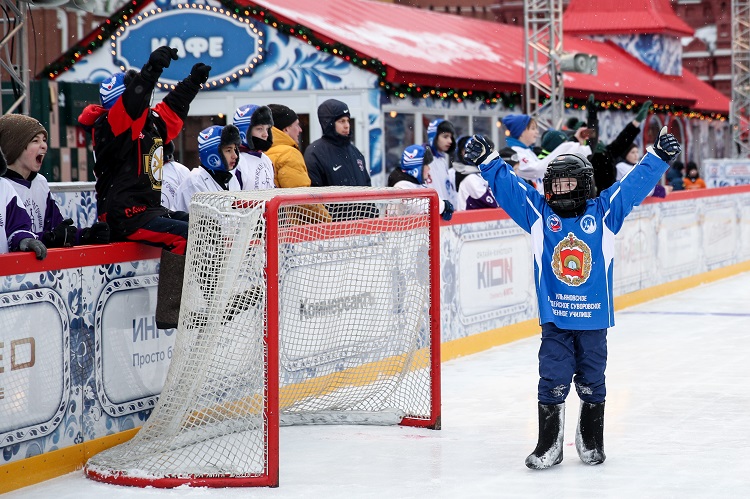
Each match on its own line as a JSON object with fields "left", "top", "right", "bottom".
{"left": 0, "top": 114, "right": 48, "bottom": 165}
{"left": 501, "top": 114, "right": 531, "bottom": 139}
{"left": 232, "top": 104, "right": 273, "bottom": 149}
{"left": 400, "top": 144, "right": 433, "bottom": 184}
{"left": 99, "top": 72, "right": 127, "bottom": 110}
{"left": 541, "top": 130, "right": 568, "bottom": 155}
{"left": 268, "top": 104, "right": 299, "bottom": 131}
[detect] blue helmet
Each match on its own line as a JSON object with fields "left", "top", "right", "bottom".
{"left": 400, "top": 144, "right": 433, "bottom": 184}
{"left": 232, "top": 104, "right": 273, "bottom": 149}
{"left": 99, "top": 73, "right": 126, "bottom": 110}
{"left": 198, "top": 125, "right": 241, "bottom": 171}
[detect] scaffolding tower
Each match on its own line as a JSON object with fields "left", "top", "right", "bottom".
{"left": 524, "top": 0, "right": 564, "bottom": 131}
{"left": 0, "top": 0, "right": 30, "bottom": 115}
{"left": 732, "top": 0, "right": 750, "bottom": 158}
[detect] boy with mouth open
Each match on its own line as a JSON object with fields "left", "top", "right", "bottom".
{"left": 0, "top": 114, "right": 109, "bottom": 247}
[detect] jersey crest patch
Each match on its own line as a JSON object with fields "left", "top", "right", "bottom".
{"left": 580, "top": 214, "right": 597, "bottom": 234}
{"left": 551, "top": 232, "right": 592, "bottom": 286}
{"left": 546, "top": 214, "right": 562, "bottom": 232}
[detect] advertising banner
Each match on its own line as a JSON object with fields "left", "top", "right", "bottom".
{"left": 95, "top": 276, "right": 175, "bottom": 417}
{"left": 0, "top": 290, "right": 69, "bottom": 445}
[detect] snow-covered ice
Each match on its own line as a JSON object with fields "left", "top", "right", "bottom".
{"left": 6, "top": 273, "right": 750, "bottom": 498}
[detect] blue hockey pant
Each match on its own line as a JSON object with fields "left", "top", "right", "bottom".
{"left": 537, "top": 322, "right": 607, "bottom": 405}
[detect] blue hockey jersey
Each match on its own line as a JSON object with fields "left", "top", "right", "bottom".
{"left": 479, "top": 150, "right": 669, "bottom": 330}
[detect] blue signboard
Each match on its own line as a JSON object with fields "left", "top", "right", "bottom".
{"left": 113, "top": 5, "right": 265, "bottom": 89}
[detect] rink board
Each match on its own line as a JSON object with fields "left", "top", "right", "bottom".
{"left": 2, "top": 184, "right": 750, "bottom": 492}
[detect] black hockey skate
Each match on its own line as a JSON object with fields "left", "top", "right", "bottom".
{"left": 525, "top": 402, "right": 565, "bottom": 470}
{"left": 576, "top": 401, "right": 606, "bottom": 465}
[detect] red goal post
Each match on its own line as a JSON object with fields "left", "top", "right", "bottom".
{"left": 85, "top": 186, "right": 442, "bottom": 488}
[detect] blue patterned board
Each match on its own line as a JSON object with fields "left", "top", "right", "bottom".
{"left": 0, "top": 256, "right": 163, "bottom": 466}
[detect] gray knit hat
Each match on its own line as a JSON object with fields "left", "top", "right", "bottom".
{"left": 0, "top": 114, "right": 48, "bottom": 165}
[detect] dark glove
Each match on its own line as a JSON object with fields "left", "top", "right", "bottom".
{"left": 19, "top": 238, "right": 47, "bottom": 260}
{"left": 80, "top": 222, "right": 111, "bottom": 245}
{"left": 441, "top": 200, "right": 454, "bottom": 221}
{"left": 43, "top": 219, "right": 76, "bottom": 248}
{"left": 141, "top": 46, "right": 178, "bottom": 83}
{"left": 464, "top": 134, "right": 494, "bottom": 166}
{"left": 148, "top": 46, "right": 178, "bottom": 72}
{"left": 586, "top": 93, "right": 599, "bottom": 151}
{"left": 635, "top": 100, "right": 652, "bottom": 123}
{"left": 188, "top": 63, "right": 212, "bottom": 86}
{"left": 652, "top": 126, "right": 681, "bottom": 164}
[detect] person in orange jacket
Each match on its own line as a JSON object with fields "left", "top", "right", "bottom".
{"left": 683, "top": 162, "right": 707, "bottom": 190}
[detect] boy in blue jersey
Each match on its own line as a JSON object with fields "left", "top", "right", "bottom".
{"left": 464, "top": 127, "right": 681, "bottom": 470}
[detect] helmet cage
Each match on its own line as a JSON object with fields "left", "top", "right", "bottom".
{"left": 543, "top": 153, "right": 595, "bottom": 214}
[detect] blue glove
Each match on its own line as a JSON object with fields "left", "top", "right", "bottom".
{"left": 441, "top": 200, "right": 454, "bottom": 221}
{"left": 463, "top": 134, "right": 494, "bottom": 166}
{"left": 652, "top": 126, "right": 681, "bottom": 164}
{"left": 19, "top": 238, "right": 47, "bottom": 260}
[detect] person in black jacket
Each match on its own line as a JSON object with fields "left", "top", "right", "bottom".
{"left": 305, "top": 99, "right": 375, "bottom": 220}
{"left": 78, "top": 46, "right": 211, "bottom": 329}
{"left": 587, "top": 97, "right": 652, "bottom": 193}
{"left": 305, "top": 99, "right": 370, "bottom": 188}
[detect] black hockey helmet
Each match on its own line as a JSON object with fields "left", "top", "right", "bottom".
{"left": 543, "top": 153, "right": 595, "bottom": 216}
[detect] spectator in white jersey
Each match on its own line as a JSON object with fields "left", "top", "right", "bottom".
{"left": 172, "top": 125, "right": 242, "bottom": 213}
{"left": 453, "top": 135, "right": 499, "bottom": 211}
{"left": 387, "top": 144, "right": 454, "bottom": 221}
{"left": 160, "top": 141, "right": 190, "bottom": 211}
{"left": 0, "top": 146, "right": 47, "bottom": 259}
{"left": 0, "top": 114, "right": 110, "bottom": 247}
{"left": 425, "top": 118, "right": 458, "bottom": 207}
{"left": 232, "top": 104, "right": 276, "bottom": 191}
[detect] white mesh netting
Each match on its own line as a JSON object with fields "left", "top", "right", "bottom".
{"left": 85, "top": 186, "right": 439, "bottom": 487}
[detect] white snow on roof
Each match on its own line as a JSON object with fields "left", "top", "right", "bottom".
{"left": 264, "top": 4, "right": 507, "bottom": 66}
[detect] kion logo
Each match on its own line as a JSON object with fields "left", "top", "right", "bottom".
{"left": 199, "top": 130, "right": 213, "bottom": 140}
{"left": 404, "top": 150, "right": 418, "bottom": 160}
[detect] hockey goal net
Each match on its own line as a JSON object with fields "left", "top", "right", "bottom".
{"left": 85, "top": 186, "right": 441, "bottom": 488}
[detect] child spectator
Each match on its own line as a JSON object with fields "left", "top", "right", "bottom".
{"left": 161, "top": 141, "right": 190, "bottom": 211}
{"left": 453, "top": 136, "right": 499, "bottom": 210}
{"left": 683, "top": 162, "right": 706, "bottom": 190}
{"left": 425, "top": 118, "right": 458, "bottom": 207}
{"left": 0, "top": 147, "right": 46, "bottom": 259}
{"left": 388, "top": 144, "right": 454, "bottom": 221}
{"left": 172, "top": 125, "right": 242, "bottom": 213}
{"left": 0, "top": 114, "right": 110, "bottom": 246}
{"left": 503, "top": 115, "right": 590, "bottom": 192}
{"left": 77, "top": 46, "right": 211, "bottom": 329}
{"left": 615, "top": 143, "right": 670, "bottom": 198}
{"left": 232, "top": 104, "right": 276, "bottom": 191}
{"left": 464, "top": 126, "right": 681, "bottom": 470}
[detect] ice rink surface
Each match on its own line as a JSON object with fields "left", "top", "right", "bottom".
{"left": 7, "top": 273, "right": 750, "bottom": 499}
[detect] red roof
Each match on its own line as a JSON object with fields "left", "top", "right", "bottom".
{"left": 657, "top": 69, "right": 731, "bottom": 114}
{"left": 563, "top": 0, "right": 694, "bottom": 37}
{"left": 248, "top": 0, "right": 710, "bottom": 109}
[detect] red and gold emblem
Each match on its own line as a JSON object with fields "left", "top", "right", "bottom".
{"left": 551, "top": 232, "right": 592, "bottom": 286}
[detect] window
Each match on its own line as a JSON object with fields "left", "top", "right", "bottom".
{"left": 384, "top": 112, "right": 416, "bottom": 175}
